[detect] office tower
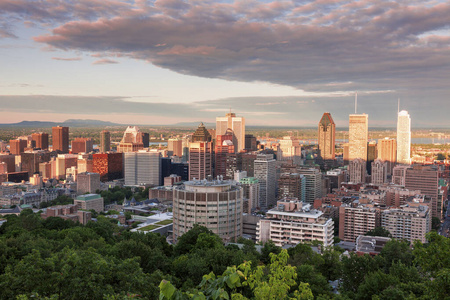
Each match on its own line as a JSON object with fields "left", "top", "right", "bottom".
{"left": 20, "top": 150, "right": 52, "bottom": 176}
{"left": 216, "top": 112, "right": 245, "bottom": 152}
{"left": 141, "top": 132, "right": 150, "bottom": 148}
{"left": 371, "top": 159, "right": 387, "bottom": 185}
{"left": 9, "top": 139, "right": 27, "bottom": 155}
{"left": 339, "top": 203, "right": 380, "bottom": 242}
{"left": 93, "top": 153, "right": 123, "bottom": 182}
{"left": 349, "top": 158, "right": 366, "bottom": 183}
{"left": 54, "top": 154, "right": 78, "bottom": 179}
{"left": 0, "top": 154, "right": 16, "bottom": 173}
{"left": 378, "top": 137, "right": 397, "bottom": 175}
{"left": 397, "top": 110, "right": 411, "bottom": 164}
{"left": 31, "top": 133, "right": 49, "bottom": 150}
{"left": 173, "top": 179, "right": 243, "bottom": 243}
{"left": 258, "top": 200, "right": 334, "bottom": 247}
{"left": 77, "top": 155, "right": 93, "bottom": 173}
{"left": 189, "top": 123, "right": 213, "bottom": 180}
{"left": 381, "top": 205, "right": 430, "bottom": 243}
{"left": 100, "top": 130, "right": 111, "bottom": 153}
{"left": 215, "top": 130, "right": 234, "bottom": 178}
{"left": 168, "top": 138, "right": 183, "bottom": 157}
{"left": 52, "top": 126, "right": 69, "bottom": 153}
{"left": 124, "top": 150, "right": 161, "bottom": 186}
{"left": 240, "top": 177, "right": 260, "bottom": 214}
{"left": 298, "top": 167, "right": 322, "bottom": 204}
{"left": 191, "top": 123, "right": 212, "bottom": 142}
{"left": 225, "top": 152, "right": 243, "bottom": 180}
{"left": 254, "top": 154, "right": 277, "bottom": 209}
{"left": 348, "top": 114, "right": 368, "bottom": 162}
{"left": 405, "top": 165, "right": 439, "bottom": 218}
{"left": 77, "top": 172, "right": 101, "bottom": 195}
{"left": 277, "top": 136, "right": 302, "bottom": 164}
{"left": 241, "top": 153, "right": 257, "bottom": 177}
{"left": 367, "top": 141, "right": 377, "bottom": 175}
{"left": 245, "top": 134, "right": 257, "bottom": 151}
{"left": 392, "top": 165, "right": 410, "bottom": 186}
{"left": 343, "top": 143, "right": 349, "bottom": 165}
{"left": 117, "top": 126, "right": 144, "bottom": 152}
{"left": 278, "top": 173, "right": 302, "bottom": 200}
{"left": 71, "top": 138, "right": 94, "bottom": 154}
{"left": 170, "top": 161, "right": 189, "bottom": 181}
{"left": 318, "top": 112, "right": 336, "bottom": 160}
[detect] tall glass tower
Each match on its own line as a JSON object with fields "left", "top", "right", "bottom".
{"left": 397, "top": 110, "right": 411, "bottom": 164}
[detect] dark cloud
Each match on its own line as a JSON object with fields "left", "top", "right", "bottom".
{"left": 1, "top": 0, "right": 449, "bottom": 126}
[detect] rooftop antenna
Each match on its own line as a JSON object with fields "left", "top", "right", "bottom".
{"left": 355, "top": 91, "right": 357, "bottom": 114}
{"left": 229, "top": 107, "right": 232, "bottom": 114}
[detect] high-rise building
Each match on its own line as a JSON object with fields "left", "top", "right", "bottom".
{"left": 141, "top": 132, "right": 150, "bottom": 148}
{"left": 71, "top": 138, "right": 94, "bottom": 154}
{"left": 0, "top": 154, "right": 16, "bottom": 173}
{"left": 168, "top": 138, "right": 183, "bottom": 157}
{"left": 173, "top": 179, "right": 243, "bottom": 243}
{"left": 245, "top": 134, "right": 257, "bottom": 151}
{"left": 371, "top": 159, "right": 387, "bottom": 185}
{"left": 216, "top": 112, "right": 245, "bottom": 152}
{"left": 93, "top": 153, "right": 123, "bottom": 182}
{"left": 277, "top": 136, "right": 302, "bottom": 164}
{"left": 392, "top": 165, "right": 410, "bottom": 186}
{"left": 397, "top": 110, "right": 411, "bottom": 164}
{"left": 405, "top": 165, "right": 439, "bottom": 218}
{"left": 77, "top": 172, "right": 101, "bottom": 195}
{"left": 254, "top": 154, "right": 277, "bottom": 209}
{"left": 225, "top": 153, "right": 243, "bottom": 180}
{"left": 348, "top": 114, "right": 368, "bottom": 162}
{"left": 240, "top": 177, "right": 260, "bottom": 214}
{"left": 367, "top": 141, "right": 377, "bottom": 175}
{"left": 241, "top": 153, "right": 257, "bottom": 177}
{"left": 21, "top": 150, "right": 52, "bottom": 176}
{"left": 215, "top": 130, "right": 234, "bottom": 178}
{"left": 117, "top": 126, "right": 144, "bottom": 153}
{"left": 124, "top": 150, "right": 161, "bottom": 186}
{"left": 54, "top": 154, "right": 78, "bottom": 179}
{"left": 318, "top": 112, "right": 336, "bottom": 160}
{"left": 9, "top": 139, "right": 27, "bottom": 155}
{"left": 278, "top": 173, "right": 302, "bottom": 200}
{"left": 381, "top": 205, "right": 430, "bottom": 243}
{"left": 31, "top": 133, "right": 49, "bottom": 150}
{"left": 100, "top": 130, "right": 111, "bottom": 153}
{"left": 349, "top": 158, "right": 366, "bottom": 183}
{"left": 52, "top": 126, "right": 69, "bottom": 153}
{"left": 339, "top": 203, "right": 380, "bottom": 242}
{"left": 189, "top": 123, "right": 213, "bottom": 181}
{"left": 378, "top": 137, "right": 397, "bottom": 175}
{"left": 297, "top": 167, "right": 322, "bottom": 204}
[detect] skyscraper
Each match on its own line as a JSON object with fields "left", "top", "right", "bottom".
{"left": 318, "top": 112, "right": 336, "bottom": 160}
{"left": 52, "top": 126, "right": 69, "bottom": 153}
{"left": 378, "top": 137, "right": 397, "bottom": 175}
{"left": 124, "top": 150, "right": 161, "bottom": 186}
{"left": 100, "top": 130, "right": 111, "bottom": 153}
{"left": 254, "top": 154, "right": 277, "bottom": 209}
{"left": 371, "top": 159, "right": 387, "bottom": 185}
{"left": 189, "top": 123, "right": 213, "bottom": 180}
{"left": 117, "top": 126, "right": 144, "bottom": 153}
{"left": 397, "top": 110, "right": 411, "bottom": 164}
{"left": 349, "top": 158, "right": 366, "bottom": 183}
{"left": 31, "top": 133, "right": 49, "bottom": 150}
{"left": 215, "top": 129, "right": 234, "bottom": 178}
{"left": 168, "top": 138, "right": 183, "bottom": 157}
{"left": 71, "top": 138, "right": 94, "bottom": 154}
{"left": 348, "top": 114, "right": 368, "bottom": 162}
{"left": 216, "top": 112, "right": 245, "bottom": 152}
{"left": 277, "top": 136, "right": 302, "bottom": 164}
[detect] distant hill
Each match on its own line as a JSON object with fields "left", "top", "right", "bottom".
{"left": 0, "top": 119, "right": 120, "bottom": 128}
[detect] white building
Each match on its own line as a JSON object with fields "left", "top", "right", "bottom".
{"left": 397, "top": 110, "right": 411, "bottom": 165}
{"left": 297, "top": 167, "right": 322, "bottom": 204}
{"left": 277, "top": 136, "right": 302, "bottom": 164}
{"left": 254, "top": 154, "right": 277, "bottom": 209}
{"left": 216, "top": 112, "right": 245, "bottom": 152}
{"left": 381, "top": 205, "right": 430, "bottom": 243}
{"left": 124, "top": 150, "right": 161, "bottom": 186}
{"left": 257, "top": 200, "right": 334, "bottom": 247}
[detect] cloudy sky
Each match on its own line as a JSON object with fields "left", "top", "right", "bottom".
{"left": 1, "top": 0, "right": 449, "bottom": 127}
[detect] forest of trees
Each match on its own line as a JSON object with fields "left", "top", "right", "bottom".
{"left": 0, "top": 209, "right": 449, "bottom": 299}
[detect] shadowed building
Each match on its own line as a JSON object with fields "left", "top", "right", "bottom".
{"left": 31, "top": 133, "right": 49, "bottom": 150}
{"left": 189, "top": 123, "right": 213, "bottom": 180}
{"left": 100, "top": 130, "right": 111, "bottom": 153}
{"left": 318, "top": 112, "right": 336, "bottom": 160}
{"left": 378, "top": 138, "right": 397, "bottom": 175}
{"left": 93, "top": 153, "right": 123, "bottom": 182}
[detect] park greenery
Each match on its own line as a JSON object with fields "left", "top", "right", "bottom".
{"left": 0, "top": 209, "right": 449, "bottom": 299}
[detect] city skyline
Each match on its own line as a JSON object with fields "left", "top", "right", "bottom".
{"left": 1, "top": 1, "right": 449, "bottom": 127}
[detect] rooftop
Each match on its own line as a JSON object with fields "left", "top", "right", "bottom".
{"left": 75, "top": 194, "right": 102, "bottom": 201}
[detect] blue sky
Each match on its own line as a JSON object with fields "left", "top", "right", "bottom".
{"left": 1, "top": 0, "right": 449, "bottom": 127}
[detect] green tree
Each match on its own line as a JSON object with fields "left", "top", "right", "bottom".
{"left": 365, "top": 227, "right": 392, "bottom": 237}
{"left": 431, "top": 216, "right": 441, "bottom": 231}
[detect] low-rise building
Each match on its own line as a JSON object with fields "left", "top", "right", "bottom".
{"left": 257, "top": 199, "right": 334, "bottom": 247}
{"left": 74, "top": 194, "right": 104, "bottom": 212}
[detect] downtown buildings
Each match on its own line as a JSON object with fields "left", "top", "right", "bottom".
{"left": 216, "top": 112, "right": 245, "bottom": 152}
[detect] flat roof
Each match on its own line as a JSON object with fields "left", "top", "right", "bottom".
{"left": 75, "top": 194, "right": 102, "bottom": 201}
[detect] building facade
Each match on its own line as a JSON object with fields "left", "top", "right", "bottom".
{"left": 254, "top": 154, "right": 277, "bottom": 209}
{"left": 124, "top": 150, "right": 161, "bottom": 186}
{"left": 216, "top": 112, "right": 245, "bottom": 152}
{"left": 348, "top": 114, "right": 368, "bottom": 162}
{"left": 318, "top": 112, "right": 336, "bottom": 160}
{"left": 397, "top": 110, "right": 411, "bottom": 164}
{"left": 52, "top": 126, "right": 69, "bottom": 153}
